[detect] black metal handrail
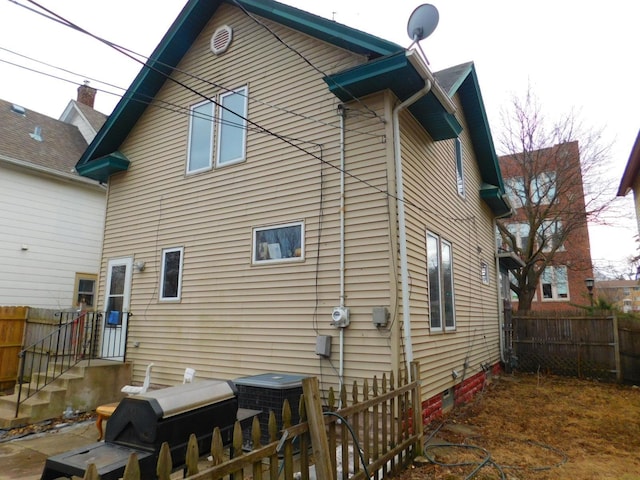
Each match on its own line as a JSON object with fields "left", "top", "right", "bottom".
{"left": 15, "top": 311, "right": 101, "bottom": 418}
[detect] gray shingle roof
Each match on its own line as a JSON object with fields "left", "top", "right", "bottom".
{"left": 0, "top": 98, "right": 90, "bottom": 175}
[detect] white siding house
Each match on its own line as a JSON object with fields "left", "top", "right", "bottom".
{"left": 0, "top": 86, "right": 107, "bottom": 309}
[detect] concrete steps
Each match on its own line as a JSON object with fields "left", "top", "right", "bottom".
{"left": 0, "top": 360, "right": 131, "bottom": 429}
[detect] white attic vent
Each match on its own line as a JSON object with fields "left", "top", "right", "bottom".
{"left": 211, "top": 25, "right": 233, "bottom": 55}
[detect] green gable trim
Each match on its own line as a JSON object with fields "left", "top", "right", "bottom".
{"left": 480, "top": 183, "right": 510, "bottom": 217}
{"left": 76, "top": 0, "right": 402, "bottom": 173}
{"left": 76, "top": 151, "right": 130, "bottom": 183}
{"left": 239, "top": 0, "right": 402, "bottom": 56}
{"left": 448, "top": 65, "right": 504, "bottom": 191}
{"left": 325, "top": 52, "right": 462, "bottom": 141}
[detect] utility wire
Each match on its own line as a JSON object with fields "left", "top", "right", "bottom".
{"left": 17, "top": 0, "right": 479, "bottom": 226}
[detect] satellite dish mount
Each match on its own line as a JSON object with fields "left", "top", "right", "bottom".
{"left": 406, "top": 4, "right": 439, "bottom": 64}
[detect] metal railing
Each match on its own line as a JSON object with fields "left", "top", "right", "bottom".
{"left": 15, "top": 311, "right": 101, "bottom": 418}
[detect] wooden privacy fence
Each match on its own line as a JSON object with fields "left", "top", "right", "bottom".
{"left": 80, "top": 363, "right": 423, "bottom": 480}
{"left": 618, "top": 316, "right": 640, "bottom": 384}
{"left": 512, "top": 310, "right": 620, "bottom": 381}
{"left": 0, "top": 306, "right": 27, "bottom": 391}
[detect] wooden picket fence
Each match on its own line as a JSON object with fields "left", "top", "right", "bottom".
{"left": 81, "top": 363, "right": 423, "bottom": 480}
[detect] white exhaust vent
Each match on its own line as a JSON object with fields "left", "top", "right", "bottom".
{"left": 211, "top": 25, "right": 233, "bottom": 55}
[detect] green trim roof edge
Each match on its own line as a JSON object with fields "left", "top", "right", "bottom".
{"left": 76, "top": 0, "right": 402, "bottom": 174}
{"left": 76, "top": 151, "right": 130, "bottom": 183}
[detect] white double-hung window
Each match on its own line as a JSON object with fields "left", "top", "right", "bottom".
{"left": 186, "top": 86, "right": 248, "bottom": 174}
{"left": 427, "top": 232, "right": 455, "bottom": 331}
{"left": 541, "top": 265, "right": 568, "bottom": 300}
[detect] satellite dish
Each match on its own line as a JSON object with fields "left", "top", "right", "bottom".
{"left": 407, "top": 4, "right": 439, "bottom": 42}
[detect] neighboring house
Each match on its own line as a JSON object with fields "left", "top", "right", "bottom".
{"left": 595, "top": 279, "right": 640, "bottom": 313}
{"left": 0, "top": 83, "right": 107, "bottom": 309}
{"left": 499, "top": 141, "right": 594, "bottom": 310}
{"left": 618, "top": 130, "right": 640, "bottom": 236}
{"left": 75, "top": 0, "right": 514, "bottom": 420}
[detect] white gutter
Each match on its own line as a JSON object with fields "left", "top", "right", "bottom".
{"left": 405, "top": 49, "right": 457, "bottom": 115}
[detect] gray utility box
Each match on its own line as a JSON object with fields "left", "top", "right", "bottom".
{"left": 234, "top": 372, "right": 308, "bottom": 449}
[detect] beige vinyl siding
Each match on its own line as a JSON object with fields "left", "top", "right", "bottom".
{"left": 398, "top": 96, "right": 501, "bottom": 400}
{"left": 99, "top": 5, "right": 396, "bottom": 388}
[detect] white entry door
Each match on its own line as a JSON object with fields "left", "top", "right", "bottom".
{"left": 102, "top": 257, "right": 133, "bottom": 360}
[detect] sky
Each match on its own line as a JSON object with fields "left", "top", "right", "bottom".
{"left": 1, "top": 0, "right": 638, "bottom": 276}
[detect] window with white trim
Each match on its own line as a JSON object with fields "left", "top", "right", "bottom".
{"left": 481, "top": 261, "right": 490, "bottom": 285}
{"left": 186, "top": 101, "right": 214, "bottom": 174}
{"left": 455, "top": 138, "right": 465, "bottom": 197}
{"left": 253, "top": 222, "right": 304, "bottom": 264}
{"left": 186, "top": 86, "right": 248, "bottom": 173}
{"left": 160, "top": 247, "right": 184, "bottom": 301}
{"left": 216, "top": 86, "right": 248, "bottom": 167}
{"left": 531, "top": 172, "right": 556, "bottom": 205}
{"left": 541, "top": 265, "right": 568, "bottom": 300}
{"left": 506, "top": 222, "right": 530, "bottom": 250}
{"left": 505, "top": 177, "right": 526, "bottom": 208}
{"left": 427, "top": 232, "right": 455, "bottom": 331}
{"left": 537, "top": 220, "right": 564, "bottom": 252}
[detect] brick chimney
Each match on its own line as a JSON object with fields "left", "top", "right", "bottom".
{"left": 77, "top": 81, "right": 96, "bottom": 108}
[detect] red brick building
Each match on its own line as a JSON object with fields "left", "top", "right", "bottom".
{"left": 498, "top": 141, "right": 594, "bottom": 310}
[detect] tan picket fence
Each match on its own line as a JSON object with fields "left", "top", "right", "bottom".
{"left": 81, "top": 363, "right": 423, "bottom": 480}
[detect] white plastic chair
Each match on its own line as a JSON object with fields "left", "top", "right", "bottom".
{"left": 183, "top": 367, "right": 196, "bottom": 384}
{"left": 121, "top": 363, "right": 153, "bottom": 395}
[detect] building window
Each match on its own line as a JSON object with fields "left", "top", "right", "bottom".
{"left": 427, "top": 232, "right": 455, "bottom": 331}
{"left": 186, "top": 86, "right": 248, "bottom": 173}
{"left": 531, "top": 172, "right": 556, "bottom": 205}
{"left": 216, "top": 86, "right": 248, "bottom": 167}
{"left": 253, "top": 222, "right": 304, "bottom": 264}
{"left": 541, "top": 265, "right": 568, "bottom": 300}
{"left": 506, "top": 222, "right": 530, "bottom": 250}
{"left": 186, "top": 101, "right": 215, "bottom": 174}
{"left": 481, "top": 262, "right": 490, "bottom": 285}
{"left": 505, "top": 177, "right": 526, "bottom": 208}
{"left": 160, "top": 247, "right": 184, "bottom": 301}
{"left": 455, "top": 138, "right": 465, "bottom": 197}
{"left": 537, "top": 220, "right": 564, "bottom": 252}
{"left": 74, "top": 273, "right": 97, "bottom": 308}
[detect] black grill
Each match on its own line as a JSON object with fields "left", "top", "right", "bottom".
{"left": 41, "top": 379, "right": 251, "bottom": 480}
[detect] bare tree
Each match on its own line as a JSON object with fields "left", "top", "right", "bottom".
{"left": 496, "top": 88, "right": 613, "bottom": 310}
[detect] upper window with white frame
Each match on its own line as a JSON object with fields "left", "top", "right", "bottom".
{"left": 537, "top": 220, "right": 564, "bottom": 252}
{"left": 216, "top": 86, "right": 248, "bottom": 167}
{"left": 540, "top": 265, "right": 568, "bottom": 300}
{"left": 186, "top": 86, "right": 248, "bottom": 174}
{"left": 160, "top": 247, "right": 184, "bottom": 301}
{"left": 455, "top": 138, "right": 465, "bottom": 197}
{"left": 253, "top": 222, "right": 304, "bottom": 264}
{"left": 427, "top": 232, "right": 455, "bottom": 331}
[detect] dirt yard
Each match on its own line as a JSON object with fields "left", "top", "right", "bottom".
{"left": 395, "top": 372, "right": 640, "bottom": 480}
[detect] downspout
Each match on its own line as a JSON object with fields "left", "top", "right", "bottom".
{"left": 393, "top": 81, "right": 433, "bottom": 381}
{"left": 339, "top": 105, "right": 346, "bottom": 393}
{"left": 495, "top": 202, "right": 516, "bottom": 364}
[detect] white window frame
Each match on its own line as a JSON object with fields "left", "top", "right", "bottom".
{"left": 455, "top": 138, "right": 465, "bottom": 197}
{"left": 252, "top": 221, "right": 305, "bottom": 265}
{"left": 538, "top": 220, "right": 564, "bottom": 252}
{"left": 427, "top": 231, "right": 456, "bottom": 332}
{"left": 540, "top": 265, "right": 569, "bottom": 301}
{"left": 506, "top": 222, "right": 530, "bottom": 250}
{"left": 186, "top": 100, "right": 215, "bottom": 174}
{"left": 216, "top": 86, "right": 248, "bottom": 167}
{"left": 160, "top": 247, "right": 184, "bottom": 301}
{"left": 531, "top": 172, "right": 556, "bottom": 205}
{"left": 481, "top": 261, "right": 490, "bottom": 285}
{"left": 505, "top": 177, "right": 526, "bottom": 208}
